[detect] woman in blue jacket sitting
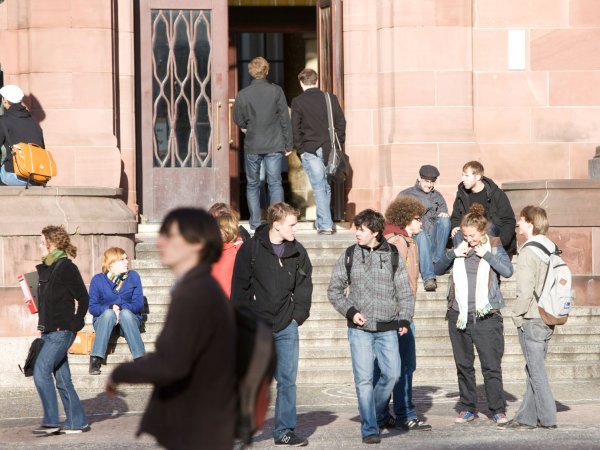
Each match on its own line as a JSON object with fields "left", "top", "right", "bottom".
{"left": 88, "top": 247, "right": 145, "bottom": 374}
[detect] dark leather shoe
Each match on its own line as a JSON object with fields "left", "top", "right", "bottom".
{"left": 89, "top": 356, "right": 102, "bottom": 375}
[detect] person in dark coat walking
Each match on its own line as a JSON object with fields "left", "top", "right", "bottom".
{"left": 107, "top": 208, "right": 236, "bottom": 450}
{"left": 291, "top": 67, "right": 346, "bottom": 235}
{"left": 33, "top": 225, "right": 89, "bottom": 435}
{"left": 0, "top": 84, "right": 45, "bottom": 186}
{"left": 231, "top": 202, "right": 313, "bottom": 446}
{"left": 450, "top": 161, "right": 516, "bottom": 255}
{"left": 233, "top": 57, "right": 293, "bottom": 231}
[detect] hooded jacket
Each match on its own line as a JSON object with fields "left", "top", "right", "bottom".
{"left": 233, "top": 79, "right": 293, "bottom": 155}
{"left": 327, "top": 239, "right": 415, "bottom": 332}
{"left": 0, "top": 104, "right": 45, "bottom": 173}
{"left": 231, "top": 224, "right": 312, "bottom": 332}
{"left": 450, "top": 176, "right": 517, "bottom": 254}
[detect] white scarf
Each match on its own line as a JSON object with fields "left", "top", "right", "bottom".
{"left": 452, "top": 236, "right": 492, "bottom": 330}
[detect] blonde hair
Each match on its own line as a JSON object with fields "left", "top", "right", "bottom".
{"left": 216, "top": 210, "right": 240, "bottom": 244}
{"left": 268, "top": 202, "right": 299, "bottom": 228}
{"left": 41, "top": 225, "right": 77, "bottom": 258}
{"left": 102, "top": 247, "right": 126, "bottom": 273}
{"left": 248, "top": 57, "right": 269, "bottom": 80}
{"left": 520, "top": 205, "right": 549, "bottom": 236}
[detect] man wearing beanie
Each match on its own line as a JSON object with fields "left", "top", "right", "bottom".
{"left": 0, "top": 84, "right": 45, "bottom": 186}
{"left": 399, "top": 165, "right": 451, "bottom": 292}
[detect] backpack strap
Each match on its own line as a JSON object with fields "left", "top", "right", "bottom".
{"left": 344, "top": 244, "right": 356, "bottom": 285}
{"left": 249, "top": 237, "right": 260, "bottom": 281}
{"left": 521, "top": 241, "right": 555, "bottom": 303}
{"left": 344, "top": 243, "right": 399, "bottom": 285}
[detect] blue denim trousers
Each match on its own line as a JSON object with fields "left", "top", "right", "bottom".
{"left": 415, "top": 216, "right": 451, "bottom": 281}
{"left": 374, "top": 322, "right": 417, "bottom": 422}
{"left": 0, "top": 165, "right": 28, "bottom": 186}
{"left": 273, "top": 319, "right": 299, "bottom": 439}
{"left": 514, "top": 319, "right": 556, "bottom": 427}
{"left": 33, "top": 331, "right": 88, "bottom": 429}
{"left": 92, "top": 309, "right": 145, "bottom": 360}
{"left": 301, "top": 148, "right": 333, "bottom": 231}
{"left": 348, "top": 328, "right": 401, "bottom": 438}
{"left": 245, "top": 152, "right": 284, "bottom": 230}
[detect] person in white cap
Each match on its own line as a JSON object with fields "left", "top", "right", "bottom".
{"left": 0, "top": 84, "right": 45, "bottom": 186}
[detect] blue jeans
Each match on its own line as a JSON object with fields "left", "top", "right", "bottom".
{"left": 273, "top": 320, "right": 299, "bottom": 439}
{"left": 0, "top": 165, "right": 28, "bottom": 186}
{"left": 92, "top": 309, "right": 145, "bottom": 360}
{"left": 301, "top": 148, "right": 333, "bottom": 231}
{"left": 415, "top": 216, "right": 451, "bottom": 281}
{"left": 348, "top": 328, "right": 401, "bottom": 438}
{"left": 245, "top": 152, "right": 284, "bottom": 230}
{"left": 33, "top": 331, "right": 88, "bottom": 429}
{"left": 374, "top": 322, "right": 417, "bottom": 422}
{"left": 514, "top": 319, "right": 556, "bottom": 427}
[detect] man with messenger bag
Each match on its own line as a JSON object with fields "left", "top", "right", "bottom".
{"left": 0, "top": 84, "right": 46, "bottom": 186}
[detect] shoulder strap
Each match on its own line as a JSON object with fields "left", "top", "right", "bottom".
{"left": 344, "top": 244, "right": 356, "bottom": 285}
{"left": 522, "top": 241, "right": 552, "bottom": 256}
{"left": 324, "top": 92, "right": 335, "bottom": 146}
{"left": 249, "top": 237, "right": 260, "bottom": 281}
{"left": 389, "top": 243, "right": 399, "bottom": 278}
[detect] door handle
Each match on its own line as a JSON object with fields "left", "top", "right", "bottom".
{"left": 228, "top": 99, "right": 235, "bottom": 145}
{"left": 215, "top": 101, "right": 222, "bottom": 151}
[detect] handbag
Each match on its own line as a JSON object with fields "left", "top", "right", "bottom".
{"left": 324, "top": 93, "right": 348, "bottom": 181}
{"left": 19, "top": 337, "right": 44, "bottom": 377}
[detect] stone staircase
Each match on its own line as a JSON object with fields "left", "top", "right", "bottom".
{"left": 65, "top": 226, "right": 600, "bottom": 388}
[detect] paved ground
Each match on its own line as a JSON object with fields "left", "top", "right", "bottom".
{"left": 1, "top": 381, "right": 599, "bottom": 449}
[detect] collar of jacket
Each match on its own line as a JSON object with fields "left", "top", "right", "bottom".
{"left": 254, "top": 223, "right": 300, "bottom": 258}
{"left": 383, "top": 223, "right": 408, "bottom": 237}
{"left": 358, "top": 239, "right": 387, "bottom": 252}
{"left": 4, "top": 104, "right": 32, "bottom": 119}
{"left": 250, "top": 79, "right": 269, "bottom": 86}
{"left": 457, "top": 176, "right": 499, "bottom": 200}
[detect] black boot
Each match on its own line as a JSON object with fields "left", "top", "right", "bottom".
{"left": 89, "top": 356, "right": 102, "bottom": 375}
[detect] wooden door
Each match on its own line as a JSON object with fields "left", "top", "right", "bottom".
{"left": 139, "top": 0, "right": 228, "bottom": 222}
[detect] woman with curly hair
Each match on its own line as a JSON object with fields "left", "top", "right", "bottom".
{"left": 33, "top": 225, "right": 89, "bottom": 435}
{"left": 434, "top": 203, "right": 513, "bottom": 425}
{"left": 375, "top": 196, "right": 432, "bottom": 432}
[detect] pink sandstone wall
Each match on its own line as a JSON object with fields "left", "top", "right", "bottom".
{"left": 342, "top": 0, "right": 600, "bottom": 216}
{"left": 0, "top": 0, "right": 137, "bottom": 211}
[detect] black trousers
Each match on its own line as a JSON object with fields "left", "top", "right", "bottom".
{"left": 447, "top": 308, "right": 506, "bottom": 414}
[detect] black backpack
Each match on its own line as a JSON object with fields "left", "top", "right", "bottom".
{"left": 234, "top": 238, "right": 277, "bottom": 448}
{"left": 344, "top": 242, "right": 399, "bottom": 285}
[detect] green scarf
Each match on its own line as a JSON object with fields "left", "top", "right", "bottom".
{"left": 42, "top": 249, "right": 68, "bottom": 266}
{"left": 107, "top": 271, "right": 129, "bottom": 292}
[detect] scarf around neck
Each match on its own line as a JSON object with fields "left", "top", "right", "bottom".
{"left": 452, "top": 236, "right": 492, "bottom": 330}
{"left": 107, "top": 271, "right": 129, "bottom": 292}
{"left": 42, "top": 249, "right": 67, "bottom": 266}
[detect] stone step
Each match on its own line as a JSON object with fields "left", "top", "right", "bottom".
{"left": 295, "top": 361, "right": 600, "bottom": 384}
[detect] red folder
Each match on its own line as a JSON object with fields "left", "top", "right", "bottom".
{"left": 18, "top": 273, "right": 38, "bottom": 314}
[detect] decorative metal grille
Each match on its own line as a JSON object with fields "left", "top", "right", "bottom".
{"left": 151, "top": 9, "right": 212, "bottom": 168}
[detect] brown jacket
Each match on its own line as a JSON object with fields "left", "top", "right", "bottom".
{"left": 386, "top": 232, "right": 419, "bottom": 297}
{"left": 111, "top": 263, "right": 236, "bottom": 450}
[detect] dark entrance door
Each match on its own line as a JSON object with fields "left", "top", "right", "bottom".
{"left": 139, "top": 0, "right": 229, "bottom": 222}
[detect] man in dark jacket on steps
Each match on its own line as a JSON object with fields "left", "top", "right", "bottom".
{"left": 233, "top": 57, "right": 293, "bottom": 231}
{"left": 0, "top": 84, "right": 45, "bottom": 186}
{"left": 450, "top": 161, "right": 516, "bottom": 255}
{"left": 232, "top": 202, "right": 313, "bottom": 447}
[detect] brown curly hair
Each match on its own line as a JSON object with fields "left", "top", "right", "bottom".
{"left": 385, "top": 196, "right": 426, "bottom": 229}
{"left": 460, "top": 203, "right": 487, "bottom": 232}
{"left": 41, "top": 225, "right": 77, "bottom": 258}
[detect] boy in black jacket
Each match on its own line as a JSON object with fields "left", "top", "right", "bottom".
{"left": 232, "top": 202, "right": 312, "bottom": 447}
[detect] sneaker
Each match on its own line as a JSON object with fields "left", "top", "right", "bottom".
{"left": 59, "top": 426, "right": 91, "bottom": 434}
{"left": 455, "top": 410, "right": 476, "bottom": 423}
{"left": 402, "top": 418, "right": 432, "bottom": 431}
{"left": 379, "top": 415, "right": 397, "bottom": 430}
{"left": 493, "top": 413, "right": 509, "bottom": 425}
{"left": 32, "top": 426, "right": 60, "bottom": 435}
{"left": 424, "top": 278, "right": 437, "bottom": 292}
{"left": 274, "top": 431, "right": 308, "bottom": 446}
{"left": 317, "top": 229, "right": 334, "bottom": 235}
{"left": 362, "top": 435, "right": 381, "bottom": 444}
